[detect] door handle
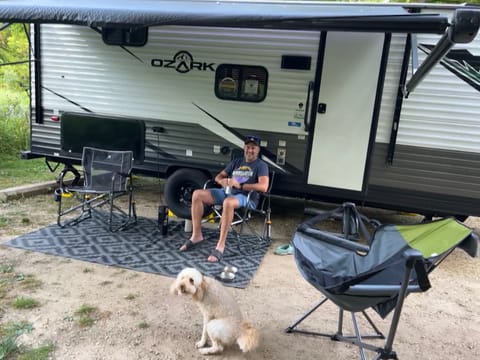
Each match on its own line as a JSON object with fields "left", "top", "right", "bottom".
{"left": 304, "top": 81, "right": 314, "bottom": 131}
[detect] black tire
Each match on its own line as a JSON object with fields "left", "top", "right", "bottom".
{"left": 164, "top": 168, "right": 210, "bottom": 219}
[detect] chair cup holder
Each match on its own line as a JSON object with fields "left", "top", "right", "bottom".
{"left": 53, "top": 188, "right": 62, "bottom": 202}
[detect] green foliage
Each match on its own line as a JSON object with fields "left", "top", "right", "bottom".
{"left": 18, "top": 274, "right": 43, "bottom": 291}
{"left": 138, "top": 321, "right": 149, "bottom": 329}
{"left": 1, "top": 23, "right": 30, "bottom": 156}
{"left": 11, "top": 296, "right": 40, "bottom": 309}
{"left": 75, "top": 304, "right": 98, "bottom": 328}
{"left": 0, "top": 321, "right": 33, "bottom": 359}
{"left": 0, "top": 111, "right": 29, "bottom": 154}
{"left": 0, "top": 23, "right": 30, "bottom": 93}
{"left": 17, "top": 344, "right": 54, "bottom": 360}
{"left": 0, "top": 154, "right": 55, "bottom": 189}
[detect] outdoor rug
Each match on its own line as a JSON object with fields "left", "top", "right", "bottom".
{"left": 3, "top": 215, "right": 271, "bottom": 289}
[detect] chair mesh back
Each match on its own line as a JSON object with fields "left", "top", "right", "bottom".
{"left": 82, "top": 147, "right": 133, "bottom": 192}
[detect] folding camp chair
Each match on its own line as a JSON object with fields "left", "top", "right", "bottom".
{"left": 204, "top": 171, "right": 274, "bottom": 242}
{"left": 202, "top": 147, "right": 274, "bottom": 242}
{"left": 55, "top": 147, "right": 137, "bottom": 232}
{"left": 286, "top": 203, "right": 478, "bottom": 360}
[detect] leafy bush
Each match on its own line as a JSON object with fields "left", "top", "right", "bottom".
{"left": 0, "top": 97, "right": 29, "bottom": 155}
{"left": 1, "top": 23, "right": 30, "bottom": 156}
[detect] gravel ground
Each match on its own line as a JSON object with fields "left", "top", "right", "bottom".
{"left": 0, "top": 180, "right": 478, "bottom": 360}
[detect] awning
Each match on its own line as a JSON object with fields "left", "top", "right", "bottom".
{"left": 0, "top": 0, "right": 449, "bottom": 34}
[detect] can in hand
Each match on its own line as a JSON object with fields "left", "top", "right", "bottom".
{"left": 225, "top": 178, "right": 232, "bottom": 195}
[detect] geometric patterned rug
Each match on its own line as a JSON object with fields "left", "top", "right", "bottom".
{"left": 3, "top": 215, "right": 270, "bottom": 289}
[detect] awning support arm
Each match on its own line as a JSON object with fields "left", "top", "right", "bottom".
{"left": 404, "top": 9, "right": 480, "bottom": 97}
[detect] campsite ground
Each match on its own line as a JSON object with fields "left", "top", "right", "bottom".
{"left": 0, "top": 180, "right": 479, "bottom": 360}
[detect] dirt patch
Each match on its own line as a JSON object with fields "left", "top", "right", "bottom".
{"left": 0, "top": 181, "right": 479, "bottom": 360}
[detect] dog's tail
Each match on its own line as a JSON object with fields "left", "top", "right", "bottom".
{"left": 237, "top": 320, "right": 260, "bottom": 353}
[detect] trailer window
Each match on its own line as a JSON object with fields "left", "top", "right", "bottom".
{"left": 215, "top": 64, "right": 268, "bottom": 102}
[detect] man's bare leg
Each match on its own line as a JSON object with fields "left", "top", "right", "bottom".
{"left": 207, "top": 197, "right": 239, "bottom": 262}
{"left": 179, "top": 189, "right": 214, "bottom": 251}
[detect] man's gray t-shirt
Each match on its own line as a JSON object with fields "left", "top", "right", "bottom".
{"left": 224, "top": 157, "right": 269, "bottom": 206}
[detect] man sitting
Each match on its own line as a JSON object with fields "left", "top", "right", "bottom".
{"left": 179, "top": 135, "right": 269, "bottom": 262}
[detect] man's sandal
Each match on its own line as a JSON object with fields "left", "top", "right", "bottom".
{"left": 180, "top": 239, "right": 203, "bottom": 252}
{"left": 208, "top": 249, "right": 224, "bottom": 262}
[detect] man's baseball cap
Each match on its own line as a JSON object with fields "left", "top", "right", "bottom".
{"left": 244, "top": 135, "right": 261, "bottom": 146}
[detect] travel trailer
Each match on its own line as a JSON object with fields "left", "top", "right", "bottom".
{"left": 1, "top": 0, "right": 479, "bottom": 219}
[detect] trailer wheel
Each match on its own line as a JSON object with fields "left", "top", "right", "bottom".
{"left": 164, "top": 168, "right": 210, "bottom": 219}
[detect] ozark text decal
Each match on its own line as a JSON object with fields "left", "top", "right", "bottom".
{"left": 151, "top": 51, "right": 215, "bottom": 73}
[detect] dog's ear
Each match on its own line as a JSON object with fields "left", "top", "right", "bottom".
{"left": 192, "top": 276, "right": 207, "bottom": 302}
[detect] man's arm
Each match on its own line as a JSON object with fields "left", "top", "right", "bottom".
{"left": 241, "top": 175, "right": 269, "bottom": 193}
{"left": 214, "top": 170, "right": 229, "bottom": 188}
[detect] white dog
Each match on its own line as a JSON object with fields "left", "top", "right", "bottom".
{"left": 170, "top": 267, "right": 260, "bottom": 355}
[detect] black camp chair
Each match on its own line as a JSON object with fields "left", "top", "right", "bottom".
{"left": 286, "top": 203, "right": 478, "bottom": 360}
{"left": 55, "top": 147, "right": 137, "bottom": 232}
{"left": 202, "top": 148, "right": 274, "bottom": 242}
{"left": 203, "top": 171, "right": 275, "bottom": 242}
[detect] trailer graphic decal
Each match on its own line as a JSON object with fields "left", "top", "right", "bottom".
{"left": 419, "top": 44, "right": 480, "bottom": 92}
{"left": 151, "top": 51, "right": 215, "bottom": 73}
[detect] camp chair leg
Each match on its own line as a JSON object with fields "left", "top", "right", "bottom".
{"left": 351, "top": 312, "right": 368, "bottom": 360}
{"left": 284, "top": 297, "right": 330, "bottom": 337}
{"left": 101, "top": 191, "right": 137, "bottom": 232}
{"left": 57, "top": 192, "right": 96, "bottom": 228}
{"left": 286, "top": 297, "right": 393, "bottom": 359}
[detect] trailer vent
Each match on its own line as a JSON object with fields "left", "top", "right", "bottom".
{"left": 102, "top": 27, "right": 148, "bottom": 47}
{"left": 281, "top": 55, "right": 311, "bottom": 70}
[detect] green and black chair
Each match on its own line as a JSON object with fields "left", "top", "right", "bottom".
{"left": 286, "top": 203, "right": 478, "bottom": 360}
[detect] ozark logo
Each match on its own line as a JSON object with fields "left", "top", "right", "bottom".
{"left": 419, "top": 44, "right": 480, "bottom": 92}
{"left": 151, "top": 50, "right": 215, "bottom": 73}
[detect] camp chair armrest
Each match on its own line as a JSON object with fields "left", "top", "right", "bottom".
{"left": 113, "top": 170, "right": 131, "bottom": 178}
{"left": 203, "top": 179, "right": 221, "bottom": 189}
{"left": 297, "top": 224, "right": 370, "bottom": 253}
{"left": 110, "top": 172, "right": 127, "bottom": 186}
{"left": 344, "top": 284, "right": 425, "bottom": 296}
{"left": 403, "top": 249, "right": 431, "bottom": 291}
{"left": 245, "top": 190, "right": 255, "bottom": 202}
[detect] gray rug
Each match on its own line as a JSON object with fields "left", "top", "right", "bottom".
{"left": 3, "top": 215, "right": 270, "bottom": 288}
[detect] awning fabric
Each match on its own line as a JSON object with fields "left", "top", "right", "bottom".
{"left": 0, "top": 0, "right": 449, "bottom": 34}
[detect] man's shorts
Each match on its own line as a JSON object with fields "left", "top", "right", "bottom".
{"left": 209, "top": 188, "right": 256, "bottom": 209}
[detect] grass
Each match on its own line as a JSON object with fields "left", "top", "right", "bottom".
{"left": 0, "top": 154, "right": 56, "bottom": 189}
{"left": 0, "top": 263, "right": 53, "bottom": 358}
{"left": 17, "top": 343, "right": 54, "bottom": 360}
{"left": 75, "top": 304, "right": 98, "bottom": 328}
{"left": 11, "top": 296, "right": 40, "bottom": 309}
{"left": 138, "top": 321, "right": 149, "bottom": 329}
{"left": 0, "top": 321, "right": 33, "bottom": 359}
{"left": 18, "top": 274, "right": 42, "bottom": 290}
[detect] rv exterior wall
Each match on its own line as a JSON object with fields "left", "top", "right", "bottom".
{"left": 28, "top": 7, "right": 480, "bottom": 217}
{"left": 33, "top": 24, "right": 318, "bottom": 173}
{"left": 370, "top": 9, "right": 480, "bottom": 215}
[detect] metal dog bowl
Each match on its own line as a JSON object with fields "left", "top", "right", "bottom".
{"left": 218, "top": 271, "right": 235, "bottom": 282}
{"left": 223, "top": 266, "right": 238, "bottom": 274}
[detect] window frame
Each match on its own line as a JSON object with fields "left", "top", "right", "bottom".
{"left": 215, "top": 64, "right": 268, "bottom": 103}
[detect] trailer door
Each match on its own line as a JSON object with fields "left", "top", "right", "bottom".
{"left": 308, "top": 32, "right": 384, "bottom": 192}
